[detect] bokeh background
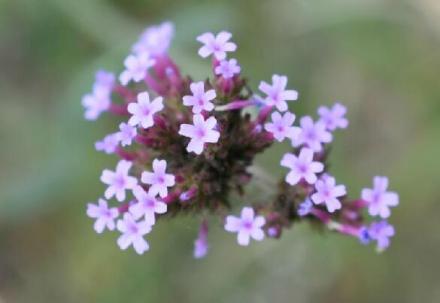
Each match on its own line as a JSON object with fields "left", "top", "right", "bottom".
{"left": 1, "top": 0, "right": 440, "bottom": 302}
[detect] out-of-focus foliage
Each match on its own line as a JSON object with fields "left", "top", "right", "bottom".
{"left": 1, "top": 0, "right": 439, "bottom": 302}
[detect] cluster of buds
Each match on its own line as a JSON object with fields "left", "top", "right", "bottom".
{"left": 83, "top": 22, "right": 399, "bottom": 257}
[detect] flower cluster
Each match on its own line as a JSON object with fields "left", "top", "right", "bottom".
{"left": 83, "top": 22, "right": 399, "bottom": 256}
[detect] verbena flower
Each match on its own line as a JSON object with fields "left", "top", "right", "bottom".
{"left": 83, "top": 22, "right": 400, "bottom": 256}
{"left": 225, "top": 207, "right": 266, "bottom": 246}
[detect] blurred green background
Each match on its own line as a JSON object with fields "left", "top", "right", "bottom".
{"left": 1, "top": 0, "right": 440, "bottom": 302}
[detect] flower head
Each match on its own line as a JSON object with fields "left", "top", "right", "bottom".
{"left": 259, "top": 74, "right": 298, "bottom": 111}
{"left": 141, "top": 159, "right": 175, "bottom": 198}
{"left": 178, "top": 114, "right": 220, "bottom": 155}
{"left": 264, "top": 111, "right": 301, "bottom": 142}
{"left": 215, "top": 58, "right": 240, "bottom": 79}
{"left": 87, "top": 198, "right": 119, "bottom": 233}
{"left": 129, "top": 186, "right": 167, "bottom": 225}
{"left": 100, "top": 160, "right": 138, "bottom": 202}
{"left": 132, "top": 22, "right": 174, "bottom": 56}
{"left": 127, "top": 92, "right": 164, "bottom": 129}
{"left": 368, "top": 220, "right": 395, "bottom": 251}
{"left": 311, "top": 174, "right": 347, "bottom": 213}
{"left": 117, "top": 213, "right": 152, "bottom": 254}
{"left": 118, "top": 122, "right": 137, "bottom": 147}
{"left": 362, "top": 176, "right": 399, "bottom": 218}
{"left": 281, "top": 148, "right": 324, "bottom": 185}
{"left": 225, "top": 207, "right": 266, "bottom": 246}
{"left": 293, "top": 116, "right": 332, "bottom": 152}
{"left": 298, "top": 199, "right": 313, "bottom": 217}
{"left": 318, "top": 102, "right": 349, "bottom": 131}
{"left": 119, "top": 53, "right": 155, "bottom": 85}
{"left": 182, "top": 81, "right": 216, "bottom": 114}
{"left": 197, "top": 31, "right": 237, "bottom": 60}
{"left": 95, "top": 133, "right": 120, "bottom": 154}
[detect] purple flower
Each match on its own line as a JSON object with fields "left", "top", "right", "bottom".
{"left": 100, "top": 160, "right": 138, "bottom": 202}
{"left": 127, "top": 91, "right": 164, "bottom": 129}
{"left": 318, "top": 102, "right": 348, "bottom": 131}
{"left": 129, "top": 186, "right": 167, "bottom": 225}
{"left": 93, "top": 70, "right": 115, "bottom": 90}
{"left": 141, "top": 159, "right": 176, "bottom": 198}
{"left": 178, "top": 114, "right": 220, "bottom": 155}
{"left": 362, "top": 176, "right": 399, "bottom": 218}
{"left": 118, "top": 122, "right": 137, "bottom": 146}
{"left": 358, "top": 226, "right": 372, "bottom": 245}
{"left": 368, "top": 220, "right": 395, "bottom": 251}
{"left": 197, "top": 31, "right": 237, "bottom": 60}
{"left": 193, "top": 220, "right": 209, "bottom": 259}
{"left": 311, "top": 174, "right": 346, "bottom": 213}
{"left": 132, "top": 22, "right": 174, "bottom": 56}
{"left": 258, "top": 74, "right": 298, "bottom": 112}
{"left": 215, "top": 58, "right": 240, "bottom": 79}
{"left": 82, "top": 86, "right": 111, "bottom": 121}
{"left": 264, "top": 111, "right": 301, "bottom": 142}
{"left": 117, "top": 213, "right": 152, "bottom": 254}
{"left": 298, "top": 199, "right": 313, "bottom": 216}
{"left": 119, "top": 53, "right": 155, "bottom": 85}
{"left": 95, "top": 133, "right": 120, "bottom": 154}
{"left": 86, "top": 198, "right": 119, "bottom": 233}
{"left": 224, "top": 207, "right": 266, "bottom": 246}
{"left": 182, "top": 81, "right": 216, "bottom": 114}
{"left": 281, "top": 148, "right": 324, "bottom": 185}
{"left": 293, "top": 116, "right": 332, "bottom": 152}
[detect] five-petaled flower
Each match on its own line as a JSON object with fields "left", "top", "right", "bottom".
{"left": 119, "top": 53, "right": 155, "bottom": 85}
{"left": 132, "top": 21, "right": 174, "bottom": 56}
{"left": 100, "top": 160, "right": 138, "bottom": 202}
{"left": 264, "top": 111, "right": 301, "bottom": 142}
{"left": 178, "top": 114, "right": 220, "bottom": 155}
{"left": 318, "top": 103, "right": 349, "bottom": 131}
{"left": 118, "top": 122, "right": 137, "bottom": 146}
{"left": 281, "top": 148, "right": 324, "bottom": 185}
{"left": 293, "top": 116, "right": 332, "bottom": 152}
{"left": 129, "top": 186, "right": 167, "bottom": 225}
{"left": 82, "top": 86, "right": 112, "bottom": 121}
{"left": 225, "top": 207, "right": 266, "bottom": 246}
{"left": 361, "top": 176, "right": 399, "bottom": 218}
{"left": 141, "top": 159, "right": 176, "bottom": 198}
{"left": 215, "top": 58, "right": 241, "bottom": 79}
{"left": 368, "top": 220, "right": 395, "bottom": 251}
{"left": 95, "top": 133, "right": 120, "bottom": 154}
{"left": 259, "top": 74, "right": 298, "bottom": 112}
{"left": 182, "top": 81, "right": 216, "bottom": 114}
{"left": 197, "top": 31, "right": 237, "bottom": 60}
{"left": 117, "top": 213, "right": 152, "bottom": 254}
{"left": 311, "top": 174, "right": 347, "bottom": 213}
{"left": 87, "top": 198, "right": 119, "bottom": 233}
{"left": 127, "top": 91, "right": 164, "bottom": 129}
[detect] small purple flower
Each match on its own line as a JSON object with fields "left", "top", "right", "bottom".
{"left": 82, "top": 86, "right": 112, "bottom": 121}
{"left": 100, "top": 160, "right": 138, "bottom": 202}
{"left": 132, "top": 22, "right": 174, "bottom": 56}
{"left": 193, "top": 220, "right": 209, "bottom": 259}
{"left": 362, "top": 176, "right": 399, "bottom": 218}
{"left": 129, "top": 186, "right": 167, "bottom": 225}
{"left": 119, "top": 53, "right": 155, "bottom": 85}
{"left": 368, "top": 220, "right": 395, "bottom": 251}
{"left": 141, "top": 159, "right": 176, "bottom": 198}
{"left": 280, "top": 148, "right": 324, "bottom": 185}
{"left": 178, "top": 114, "right": 220, "bottom": 155}
{"left": 225, "top": 207, "right": 266, "bottom": 246}
{"left": 118, "top": 122, "right": 137, "bottom": 146}
{"left": 127, "top": 91, "right": 164, "bottom": 129}
{"left": 311, "top": 174, "right": 346, "bottom": 213}
{"left": 86, "top": 198, "right": 119, "bottom": 233}
{"left": 117, "top": 213, "right": 152, "bottom": 254}
{"left": 318, "top": 102, "right": 349, "bottom": 131}
{"left": 264, "top": 111, "right": 301, "bottom": 142}
{"left": 215, "top": 58, "right": 241, "bottom": 79}
{"left": 95, "top": 133, "right": 120, "bottom": 154}
{"left": 293, "top": 116, "right": 332, "bottom": 152}
{"left": 298, "top": 199, "right": 313, "bottom": 216}
{"left": 197, "top": 31, "right": 237, "bottom": 60}
{"left": 258, "top": 74, "right": 298, "bottom": 112}
{"left": 182, "top": 81, "right": 216, "bottom": 114}
{"left": 93, "top": 70, "right": 115, "bottom": 90}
